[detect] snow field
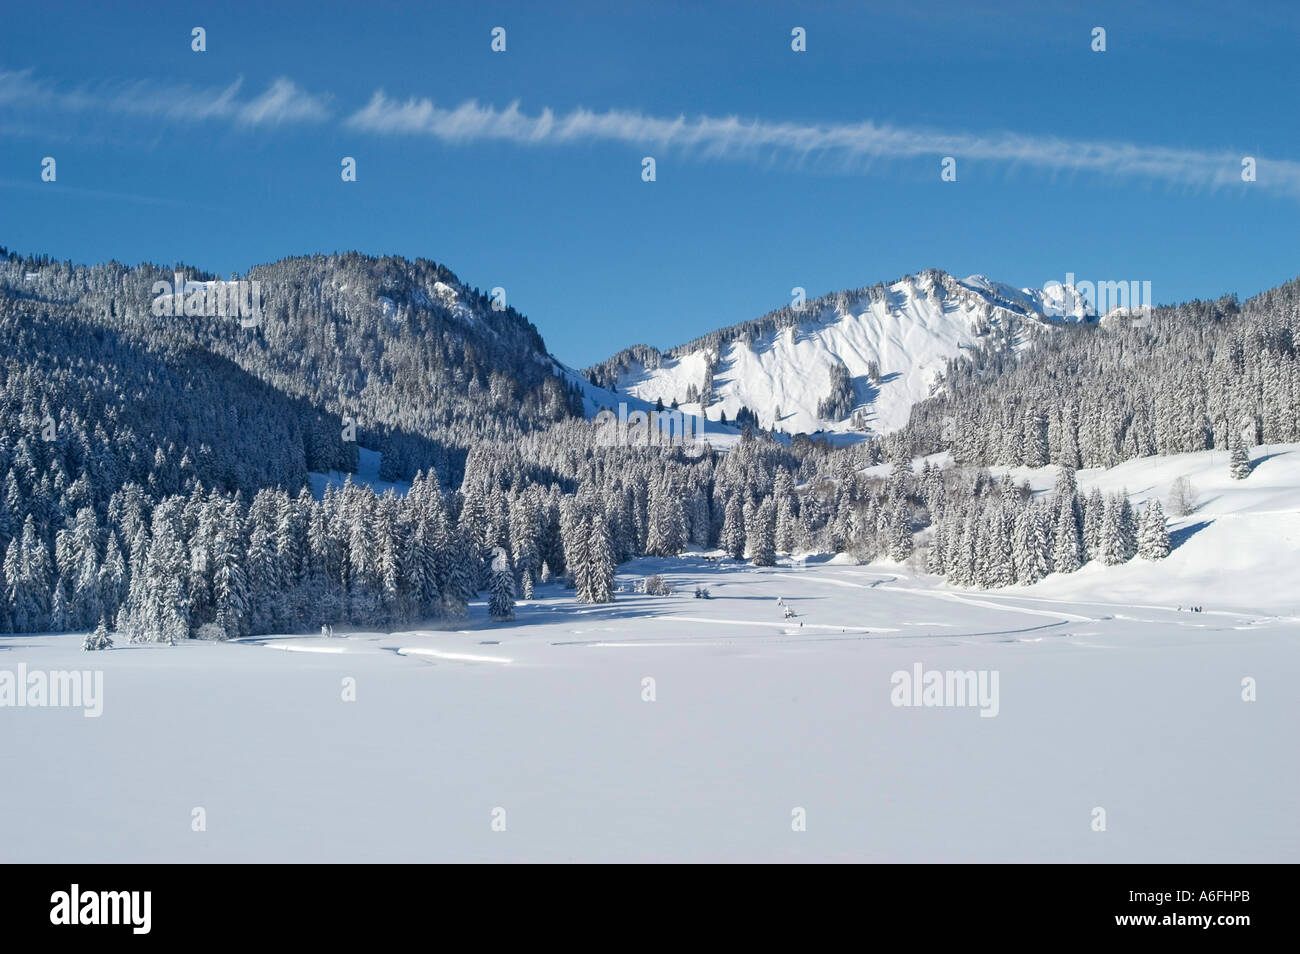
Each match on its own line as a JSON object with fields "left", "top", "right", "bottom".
{"left": 3, "top": 553, "right": 1295, "bottom": 862}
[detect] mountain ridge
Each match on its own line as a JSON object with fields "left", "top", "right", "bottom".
{"left": 580, "top": 268, "right": 1098, "bottom": 438}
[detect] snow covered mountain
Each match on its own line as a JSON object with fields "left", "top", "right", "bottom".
{"left": 582, "top": 269, "right": 1096, "bottom": 438}
{"left": 0, "top": 249, "right": 586, "bottom": 489}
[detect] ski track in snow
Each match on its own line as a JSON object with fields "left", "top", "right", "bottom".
{"left": 657, "top": 615, "right": 899, "bottom": 633}
{"left": 397, "top": 647, "right": 513, "bottom": 664}
{"left": 769, "top": 570, "right": 1096, "bottom": 623}
{"left": 879, "top": 586, "right": 1097, "bottom": 622}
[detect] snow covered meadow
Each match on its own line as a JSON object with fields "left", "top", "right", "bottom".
{"left": 4, "top": 445, "right": 1296, "bottom": 863}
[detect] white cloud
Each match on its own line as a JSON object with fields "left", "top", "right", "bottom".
{"left": 346, "top": 91, "right": 1300, "bottom": 197}
{"left": 237, "top": 78, "right": 332, "bottom": 126}
{"left": 0, "top": 69, "right": 330, "bottom": 127}
{"left": 3, "top": 65, "right": 1292, "bottom": 198}
{"left": 0, "top": 69, "right": 55, "bottom": 107}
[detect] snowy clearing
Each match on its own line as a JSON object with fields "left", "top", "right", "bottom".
{"left": 3, "top": 551, "right": 1295, "bottom": 863}
{"left": 309, "top": 447, "right": 412, "bottom": 499}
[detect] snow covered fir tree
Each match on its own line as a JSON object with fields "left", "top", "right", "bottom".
{"left": 2, "top": 246, "right": 1297, "bottom": 643}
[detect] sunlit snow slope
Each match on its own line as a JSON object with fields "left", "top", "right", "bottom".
{"left": 590, "top": 270, "right": 1092, "bottom": 438}
{"left": 868, "top": 442, "right": 1300, "bottom": 615}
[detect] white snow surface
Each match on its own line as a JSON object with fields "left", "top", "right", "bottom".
{"left": 4, "top": 557, "right": 1293, "bottom": 862}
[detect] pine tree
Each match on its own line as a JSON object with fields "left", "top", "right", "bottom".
{"left": 212, "top": 531, "right": 248, "bottom": 639}
{"left": 187, "top": 494, "right": 219, "bottom": 627}
{"left": 983, "top": 505, "right": 1015, "bottom": 587}
{"left": 375, "top": 494, "right": 403, "bottom": 616}
{"left": 1052, "top": 500, "right": 1082, "bottom": 573}
{"left": 2, "top": 538, "right": 20, "bottom": 629}
{"left": 69, "top": 507, "right": 102, "bottom": 629}
{"left": 442, "top": 527, "right": 477, "bottom": 617}
{"left": 772, "top": 470, "right": 797, "bottom": 550}
{"left": 403, "top": 497, "right": 440, "bottom": 619}
{"left": 953, "top": 513, "right": 977, "bottom": 587}
{"left": 559, "top": 498, "right": 586, "bottom": 583}
{"left": 886, "top": 504, "right": 913, "bottom": 563}
{"left": 119, "top": 526, "right": 151, "bottom": 644}
{"left": 97, "top": 533, "right": 127, "bottom": 624}
{"left": 1099, "top": 495, "right": 1128, "bottom": 566}
{"left": 1014, "top": 504, "right": 1050, "bottom": 584}
{"left": 509, "top": 495, "right": 540, "bottom": 583}
{"left": 488, "top": 548, "right": 515, "bottom": 621}
{"left": 646, "top": 481, "right": 686, "bottom": 557}
{"left": 1229, "top": 432, "right": 1251, "bottom": 480}
{"left": 690, "top": 489, "right": 712, "bottom": 548}
{"left": 3, "top": 517, "right": 44, "bottom": 632}
{"left": 1022, "top": 411, "right": 1047, "bottom": 467}
{"left": 244, "top": 521, "right": 277, "bottom": 631}
{"left": 584, "top": 515, "right": 615, "bottom": 603}
{"left": 1082, "top": 488, "right": 1104, "bottom": 561}
{"left": 664, "top": 494, "right": 687, "bottom": 556}
{"left": 50, "top": 583, "right": 73, "bottom": 632}
{"left": 742, "top": 498, "right": 758, "bottom": 557}
{"left": 721, "top": 494, "right": 746, "bottom": 559}
{"left": 1118, "top": 493, "right": 1138, "bottom": 560}
{"left": 570, "top": 517, "right": 595, "bottom": 602}
{"left": 926, "top": 521, "right": 947, "bottom": 575}
{"left": 645, "top": 481, "right": 669, "bottom": 556}
{"left": 1137, "top": 499, "right": 1171, "bottom": 560}
{"left": 750, "top": 499, "right": 777, "bottom": 566}
{"left": 1052, "top": 466, "right": 1078, "bottom": 504}
{"left": 148, "top": 500, "right": 192, "bottom": 644}
{"left": 83, "top": 617, "right": 113, "bottom": 651}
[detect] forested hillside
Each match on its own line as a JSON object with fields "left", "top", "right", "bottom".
{"left": 900, "top": 281, "right": 1300, "bottom": 466}
{"left": 1, "top": 249, "right": 584, "bottom": 486}
{"left": 3, "top": 242, "right": 1298, "bottom": 641}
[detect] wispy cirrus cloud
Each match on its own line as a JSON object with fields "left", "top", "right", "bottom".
{"left": 3, "top": 66, "right": 1294, "bottom": 198}
{"left": 345, "top": 90, "right": 1300, "bottom": 198}
{"left": 0, "top": 68, "right": 330, "bottom": 126}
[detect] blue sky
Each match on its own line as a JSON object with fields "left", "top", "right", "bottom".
{"left": 2, "top": 0, "right": 1298, "bottom": 366}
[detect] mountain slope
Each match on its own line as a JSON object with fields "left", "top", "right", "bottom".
{"left": 549, "top": 357, "right": 745, "bottom": 451}
{"left": 583, "top": 269, "right": 1094, "bottom": 438}
{"left": 873, "top": 442, "right": 1300, "bottom": 614}
{"left": 1, "top": 249, "right": 585, "bottom": 487}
